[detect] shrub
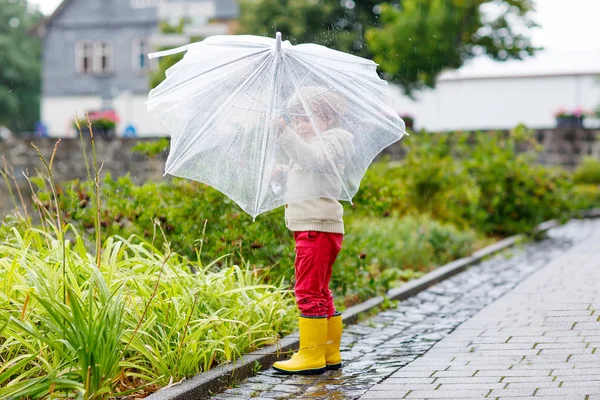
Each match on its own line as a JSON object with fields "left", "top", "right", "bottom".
{"left": 463, "top": 127, "right": 573, "bottom": 234}
{"left": 571, "top": 184, "right": 600, "bottom": 210}
{"left": 33, "top": 175, "right": 294, "bottom": 276}
{"left": 365, "top": 126, "right": 575, "bottom": 235}
{"left": 334, "top": 215, "right": 480, "bottom": 306}
{"left": 574, "top": 157, "right": 600, "bottom": 185}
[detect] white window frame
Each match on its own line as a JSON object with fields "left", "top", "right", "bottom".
{"left": 94, "top": 41, "right": 114, "bottom": 75}
{"left": 75, "top": 41, "right": 95, "bottom": 75}
{"left": 132, "top": 38, "right": 152, "bottom": 72}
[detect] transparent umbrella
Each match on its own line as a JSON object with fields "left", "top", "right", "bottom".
{"left": 147, "top": 33, "right": 407, "bottom": 219}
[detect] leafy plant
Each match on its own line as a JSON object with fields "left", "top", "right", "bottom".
{"left": 336, "top": 215, "right": 480, "bottom": 306}
{"left": 73, "top": 118, "right": 117, "bottom": 132}
{"left": 574, "top": 157, "right": 600, "bottom": 185}
{"left": 132, "top": 138, "right": 170, "bottom": 158}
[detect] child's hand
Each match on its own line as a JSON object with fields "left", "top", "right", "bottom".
{"left": 277, "top": 116, "right": 287, "bottom": 136}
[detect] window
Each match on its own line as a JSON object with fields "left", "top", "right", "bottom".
{"left": 132, "top": 38, "right": 152, "bottom": 72}
{"left": 94, "top": 42, "right": 114, "bottom": 75}
{"left": 75, "top": 41, "right": 114, "bottom": 75}
{"left": 75, "top": 41, "right": 94, "bottom": 75}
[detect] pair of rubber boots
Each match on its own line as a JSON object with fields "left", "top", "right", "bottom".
{"left": 272, "top": 313, "right": 342, "bottom": 375}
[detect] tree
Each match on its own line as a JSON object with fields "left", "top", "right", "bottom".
{"left": 366, "top": 0, "right": 537, "bottom": 94}
{"left": 0, "top": 0, "right": 42, "bottom": 133}
{"left": 237, "top": 0, "right": 537, "bottom": 95}
{"left": 237, "top": 0, "right": 383, "bottom": 58}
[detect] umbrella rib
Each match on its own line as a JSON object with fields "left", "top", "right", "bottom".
{"left": 281, "top": 55, "right": 353, "bottom": 203}
{"left": 252, "top": 52, "right": 280, "bottom": 219}
{"left": 151, "top": 48, "right": 271, "bottom": 98}
{"left": 165, "top": 52, "right": 273, "bottom": 173}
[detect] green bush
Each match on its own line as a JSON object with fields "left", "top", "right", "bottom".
{"left": 571, "top": 184, "right": 600, "bottom": 210}
{"left": 463, "top": 127, "right": 573, "bottom": 234}
{"left": 574, "top": 157, "right": 600, "bottom": 185}
{"left": 360, "top": 126, "right": 575, "bottom": 235}
{"left": 335, "top": 215, "right": 480, "bottom": 306}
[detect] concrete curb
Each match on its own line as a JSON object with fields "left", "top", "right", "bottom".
{"left": 582, "top": 208, "right": 600, "bottom": 219}
{"left": 146, "top": 216, "right": 587, "bottom": 400}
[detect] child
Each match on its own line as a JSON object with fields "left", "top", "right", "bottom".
{"left": 272, "top": 86, "right": 355, "bottom": 375}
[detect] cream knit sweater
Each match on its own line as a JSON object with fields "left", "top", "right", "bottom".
{"left": 278, "top": 127, "right": 355, "bottom": 234}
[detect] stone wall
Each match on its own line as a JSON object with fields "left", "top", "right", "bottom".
{"left": 1, "top": 128, "right": 599, "bottom": 216}
{"left": 0, "top": 137, "right": 167, "bottom": 217}
{"left": 380, "top": 128, "right": 600, "bottom": 167}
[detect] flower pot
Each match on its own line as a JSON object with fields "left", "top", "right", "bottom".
{"left": 401, "top": 117, "right": 414, "bottom": 130}
{"left": 556, "top": 115, "right": 585, "bottom": 128}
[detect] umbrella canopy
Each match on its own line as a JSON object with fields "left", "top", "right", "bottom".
{"left": 147, "top": 33, "right": 406, "bottom": 218}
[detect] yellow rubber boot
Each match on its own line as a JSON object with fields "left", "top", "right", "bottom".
{"left": 325, "top": 313, "right": 343, "bottom": 370}
{"left": 272, "top": 316, "right": 327, "bottom": 375}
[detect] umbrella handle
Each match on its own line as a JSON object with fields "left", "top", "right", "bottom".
{"left": 275, "top": 32, "right": 282, "bottom": 52}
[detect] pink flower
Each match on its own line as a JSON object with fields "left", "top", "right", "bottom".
{"left": 554, "top": 107, "right": 590, "bottom": 118}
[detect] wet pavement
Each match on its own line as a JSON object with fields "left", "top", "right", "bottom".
{"left": 212, "top": 219, "right": 599, "bottom": 400}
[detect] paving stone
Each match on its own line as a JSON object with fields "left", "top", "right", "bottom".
{"left": 551, "top": 368, "right": 600, "bottom": 376}
{"left": 405, "top": 389, "right": 491, "bottom": 398}
{"left": 504, "top": 381, "right": 559, "bottom": 389}
{"left": 488, "top": 388, "right": 536, "bottom": 397}
{"left": 501, "top": 376, "right": 555, "bottom": 383}
{"left": 437, "top": 383, "right": 505, "bottom": 390}
{"left": 536, "top": 387, "right": 600, "bottom": 396}
{"left": 368, "top": 383, "right": 438, "bottom": 391}
{"left": 432, "top": 377, "right": 504, "bottom": 384}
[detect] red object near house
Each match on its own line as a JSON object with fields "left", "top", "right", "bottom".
{"left": 88, "top": 109, "right": 120, "bottom": 123}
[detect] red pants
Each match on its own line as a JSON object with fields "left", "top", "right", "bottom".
{"left": 293, "top": 231, "right": 343, "bottom": 318}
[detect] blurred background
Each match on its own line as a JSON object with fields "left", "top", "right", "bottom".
{"left": 2, "top": 0, "right": 599, "bottom": 138}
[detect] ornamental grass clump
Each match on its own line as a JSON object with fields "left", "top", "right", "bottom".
{"left": 0, "top": 222, "right": 295, "bottom": 399}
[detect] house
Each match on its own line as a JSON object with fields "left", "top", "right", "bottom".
{"left": 34, "top": 0, "right": 239, "bottom": 137}
{"left": 391, "top": 50, "right": 600, "bottom": 132}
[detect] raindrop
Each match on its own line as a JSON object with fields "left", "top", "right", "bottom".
{"left": 9, "top": 17, "right": 20, "bottom": 28}
{"left": 372, "top": 5, "right": 382, "bottom": 14}
{"left": 345, "top": 0, "right": 356, "bottom": 10}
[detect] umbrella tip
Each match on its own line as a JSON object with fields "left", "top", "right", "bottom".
{"left": 275, "top": 32, "right": 282, "bottom": 52}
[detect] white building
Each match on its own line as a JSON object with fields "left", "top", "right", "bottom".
{"left": 390, "top": 50, "right": 600, "bottom": 132}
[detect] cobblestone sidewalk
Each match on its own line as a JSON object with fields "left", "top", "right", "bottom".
{"left": 212, "top": 219, "right": 598, "bottom": 400}
{"left": 362, "top": 218, "right": 600, "bottom": 400}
